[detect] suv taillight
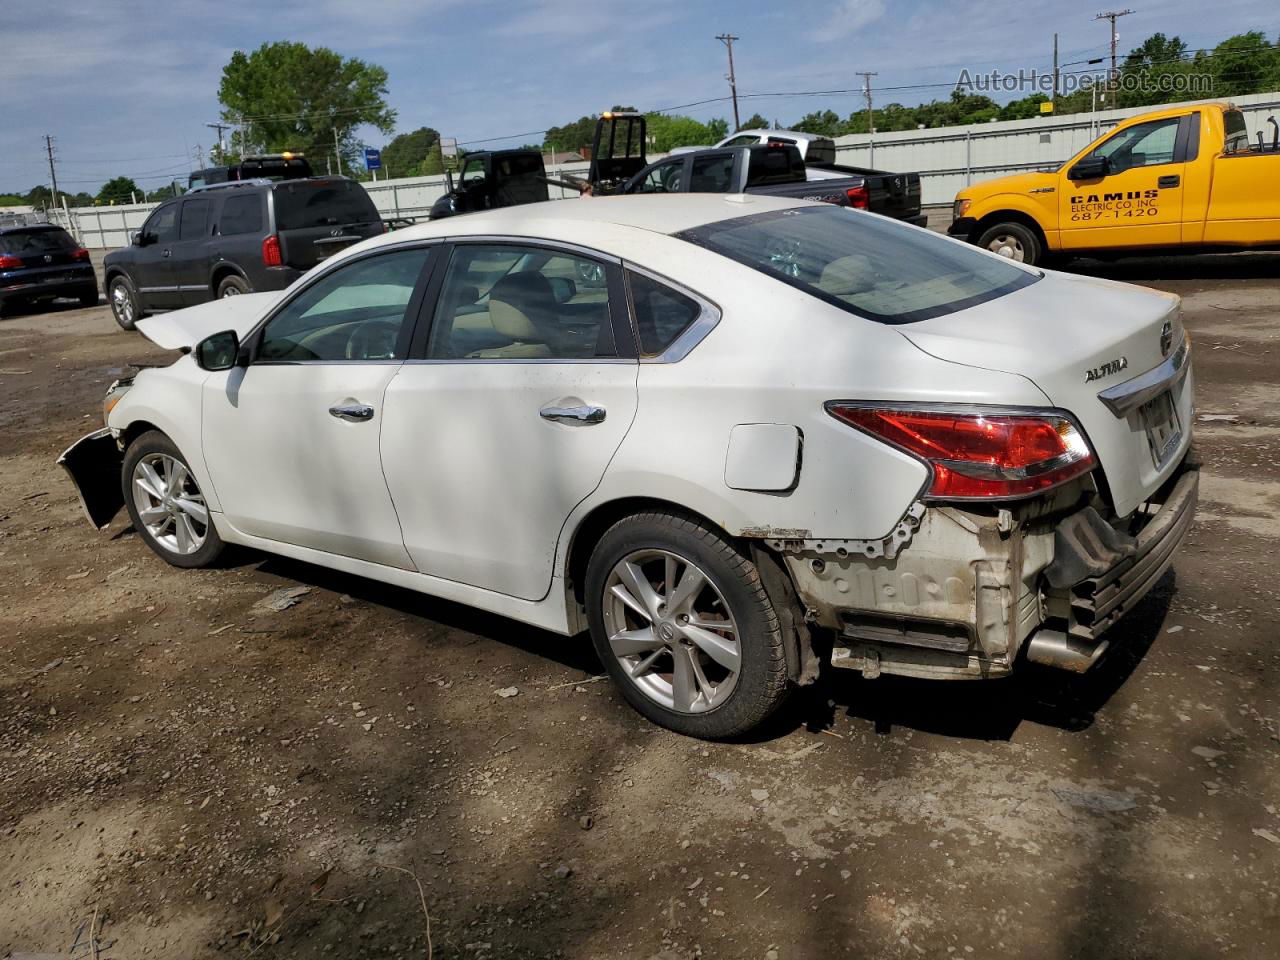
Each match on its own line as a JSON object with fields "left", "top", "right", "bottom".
{"left": 0, "top": 254, "right": 21, "bottom": 269}
{"left": 827, "top": 404, "right": 1096, "bottom": 500}
{"left": 262, "top": 234, "right": 282, "bottom": 267}
{"left": 846, "top": 184, "right": 869, "bottom": 209}
{"left": 72, "top": 247, "right": 90, "bottom": 262}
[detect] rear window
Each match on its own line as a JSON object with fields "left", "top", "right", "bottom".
{"left": 677, "top": 205, "right": 1039, "bottom": 325}
{"left": 272, "top": 180, "right": 380, "bottom": 230}
{"left": 0, "top": 227, "right": 75, "bottom": 254}
{"left": 804, "top": 138, "right": 836, "bottom": 166}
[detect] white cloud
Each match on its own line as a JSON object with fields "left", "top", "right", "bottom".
{"left": 817, "top": 0, "right": 888, "bottom": 41}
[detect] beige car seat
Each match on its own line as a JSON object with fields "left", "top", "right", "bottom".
{"left": 817, "top": 255, "right": 877, "bottom": 298}
{"left": 468, "top": 272, "right": 558, "bottom": 359}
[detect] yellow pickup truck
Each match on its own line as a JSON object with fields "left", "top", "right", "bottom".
{"left": 949, "top": 101, "right": 1280, "bottom": 264}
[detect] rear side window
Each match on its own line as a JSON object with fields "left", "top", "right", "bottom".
{"left": 678, "top": 205, "right": 1039, "bottom": 325}
{"left": 689, "top": 154, "right": 735, "bottom": 192}
{"left": 180, "top": 199, "right": 210, "bottom": 240}
{"left": 1223, "top": 110, "right": 1249, "bottom": 153}
{"left": 273, "top": 181, "right": 380, "bottom": 230}
{"left": 746, "top": 148, "right": 804, "bottom": 186}
{"left": 628, "top": 271, "right": 700, "bottom": 356}
{"left": 218, "top": 194, "right": 263, "bottom": 235}
{"left": 0, "top": 228, "right": 75, "bottom": 254}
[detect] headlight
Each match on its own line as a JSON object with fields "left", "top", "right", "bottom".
{"left": 103, "top": 378, "right": 132, "bottom": 424}
{"left": 953, "top": 198, "right": 972, "bottom": 220}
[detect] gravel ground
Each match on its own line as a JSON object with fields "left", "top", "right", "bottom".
{"left": 1, "top": 249, "right": 1278, "bottom": 959}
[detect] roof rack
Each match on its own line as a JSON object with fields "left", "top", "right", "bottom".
{"left": 186, "top": 178, "right": 277, "bottom": 194}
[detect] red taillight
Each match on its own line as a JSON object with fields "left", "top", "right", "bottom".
{"left": 72, "top": 247, "right": 90, "bottom": 262}
{"left": 0, "top": 254, "right": 21, "bottom": 269}
{"left": 845, "top": 184, "right": 869, "bottom": 209}
{"left": 262, "top": 234, "right": 282, "bottom": 267}
{"left": 828, "top": 405, "right": 1096, "bottom": 500}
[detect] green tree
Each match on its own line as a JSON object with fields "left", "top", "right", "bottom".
{"left": 645, "top": 114, "right": 722, "bottom": 151}
{"left": 218, "top": 41, "right": 396, "bottom": 169}
{"left": 146, "top": 181, "right": 184, "bottom": 202}
{"left": 69, "top": 192, "right": 95, "bottom": 208}
{"left": 544, "top": 106, "right": 636, "bottom": 154}
{"left": 25, "top": 184, "right": 53, "bottom": 207}
{"left": 0, "top": 193, "right": 24, "bottom": 207}
{"left": 97, "top": 177, "right": 141, "bottom": 205}
{"left": 1208, "top": 30, "right": 1278, "bottom": 97}
{"left": 793, "top": 109, "right": 844, "bottom": 136}
{"left": 381, "top": 126, "right": 440, "bottom": 178}
{"left": 739, "top": 112, "right": 771, "bottom": 131}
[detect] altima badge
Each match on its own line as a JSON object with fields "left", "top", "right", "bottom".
{"left": 1085, "top": 357, "right": 1129, "bottom": 383}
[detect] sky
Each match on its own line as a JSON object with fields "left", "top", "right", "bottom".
{"left": 1, "top": 0, "right": 1273, "bottom": 195}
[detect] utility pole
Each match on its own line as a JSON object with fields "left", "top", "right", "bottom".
{"left": 857, "top": 72, "right": 878, "bottom": 134}
{"left": 1053, "top": 33, "right": 1060, "bottom": 106}
{"left": 206, "top": 121, "right": 230, "bottom": 161}
{"left": 1095, "top": 9, "right": 1134, "bottom": 93}
{"left": 44, "top": 134, "right": 60, "bottom": 211}
{"left": 333, "top": 126, "right": 343, "bottom": 175}
{"left": 715, "top": 34, "right": 741, "bottom": 131}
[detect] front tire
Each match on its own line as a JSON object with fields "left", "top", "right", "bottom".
{"left": 585, "top": 511, "right": 791, "bottom": 739}
{"left": 121, "top": 431, "right": 224, "bottom": 568}
{"left": 108, "top": 276, "right": 143, "bottom": 330}
{"left": 977, "top": 221, "right": 1041, "bottom": 265}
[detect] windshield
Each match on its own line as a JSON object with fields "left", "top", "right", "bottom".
{"left": 677, "top": 206, "right": 1039, "bottom": 325}
{"left": 272, "top": 180, "right": 379, "bottom": 230}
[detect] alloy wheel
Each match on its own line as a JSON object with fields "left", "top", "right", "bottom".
{"left": 111, "top": 283, "right": 134, "bottom": 324}
{"left": 131, "top": 453, "right": 209, "bottom": 555}
{"left": 602, "top": 549, "right": 741, "bottom": 713}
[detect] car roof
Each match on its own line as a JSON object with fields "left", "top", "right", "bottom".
{"left": 0, "top": 223, "right": 66, "bottom": 234}
{"left": 392, "top": 194, "right": 812, "bottom": 244}
{"left": 731, "top": 129, "right": 830, "bottom": 143}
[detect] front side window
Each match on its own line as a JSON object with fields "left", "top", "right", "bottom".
{"left": 460, "top": 159, "right": 487, "bottom": 187}
{"left": 1089, "top": 116, "right": 1181, "bottom": 174}
{"left": 257, "top": 248, "right": 432, "bottom": 362}
{"left": 144, "top": 202, "right": 179, "bottom": 243}
{"left": 217, "top": 194, "right": 263, "bottom": 235}
{"left": 634, "top": 160, "right": 684, "bottom": 194}
{"left": 179, "top": 199, "right": 210, "bottom": 241}
{"left": 678, "top": 205, "right": 1039, "bottom": 325}
{"left": 426, "top": 244, "right": 615, "bottom": 360}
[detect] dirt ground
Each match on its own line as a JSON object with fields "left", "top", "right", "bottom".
{"left": 2, "top": 249, "right": 1278, "bottom": 960}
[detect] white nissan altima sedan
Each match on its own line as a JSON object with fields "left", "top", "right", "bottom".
{"left": 60, "top": 194, "right": 1197, "bottom": 738}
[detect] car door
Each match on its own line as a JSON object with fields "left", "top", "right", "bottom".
{"left": 627, "top": 158, "right": 687, "bottom": 194}
{"left": 132, "top": 200, "right": 183, "bottom": 309}
{"left": 200, "top": 244, "right": 437, "bottom": 567}
{"left": 379, "top": 240, "right": 639, "bottom": 601}
{"left": 175, "top": 196, "right": 214, "bottom": 305}
{"left": 1058, "top": 113, "right": 1188, "bottom": 251}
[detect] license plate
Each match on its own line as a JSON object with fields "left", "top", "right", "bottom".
{"left": 1140, "top": 391, "right": 1181, "bottom": 467}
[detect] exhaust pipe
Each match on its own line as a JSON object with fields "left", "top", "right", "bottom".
{"left": 1025, "top": 628, "right": 1108, "bottom": 673}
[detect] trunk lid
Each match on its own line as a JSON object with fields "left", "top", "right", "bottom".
{"left": 900, "top": 270, "right": 1191, "bottom": 516}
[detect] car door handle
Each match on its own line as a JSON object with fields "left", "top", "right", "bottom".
{"left": 539, "top": 403, "right": 606, "bottom": 425}
{"left": 161, "top": 249, "right": 172, "bottom": 258}
{"left": 1158, "top": 175, "right": 1180, "bottom": 188}
{"left": 329, "top": 402, "right": 375, "bottom": 422}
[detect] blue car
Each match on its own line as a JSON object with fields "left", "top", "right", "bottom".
{"left": 0, "top": 224, "right": 98, "bottom": 317}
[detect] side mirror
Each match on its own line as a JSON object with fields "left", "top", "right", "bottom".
{"left": 1067, "top": 156, "right": 1109, "bottom": 180}
{"left": 131, "top": 231, "right": 144, "bottom": 246}
{"left": 194, "top": 330, "right": 241, "bottom": 371}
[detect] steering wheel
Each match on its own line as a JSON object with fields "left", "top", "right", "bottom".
{"left": 345, "top": 320, "right": 401, "bottom": 360}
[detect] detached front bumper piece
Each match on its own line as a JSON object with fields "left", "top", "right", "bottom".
{"left": 57, "top": 428, "right": 124, "bottom": 529}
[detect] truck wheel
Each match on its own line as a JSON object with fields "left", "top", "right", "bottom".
{"left": 585, "top": 510, "right": 791, "bottom": 739}
{"left": 121, "top": 430, "right": 225, "bottom": 569}
{"left": 108, "top": 277, "right": 143, "bottom": 330}
{"left": 216, "top": 274, "right": 250, "bottom": 298}
{"left": 977, "top": 222, "right": 1041, "bottom": 265}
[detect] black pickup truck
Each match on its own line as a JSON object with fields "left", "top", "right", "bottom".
{"left": 428, "top": 111, "right": 925, "bottom": 226}
{"left": 619, "top": 144, "right": 925, "bottom": 224}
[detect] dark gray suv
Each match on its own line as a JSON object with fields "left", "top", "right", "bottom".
{"left": 102, "top": 176, "right": 383, "bottom": 330}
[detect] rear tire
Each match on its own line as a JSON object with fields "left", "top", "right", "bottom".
{"left": 121, "top": 430, "right": 225, "bottom": 569}
{"left": 108, "top": 276, "right": 143, "bottom": 330}
{"left": 585, "top": 510, "right": 791, "bottom": 739}
{"left": 977, "top": 221, "right": 1042, "bottom": 266}
{"left": 216, "top": 274, "right": 250, "bottom": 298}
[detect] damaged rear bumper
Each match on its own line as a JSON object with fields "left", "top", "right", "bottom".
{"left": 57, "top": 428, "right": 124, "bottom": 530}
{"left": 774, "top": 457, "right": 1199, "bottom": 680}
